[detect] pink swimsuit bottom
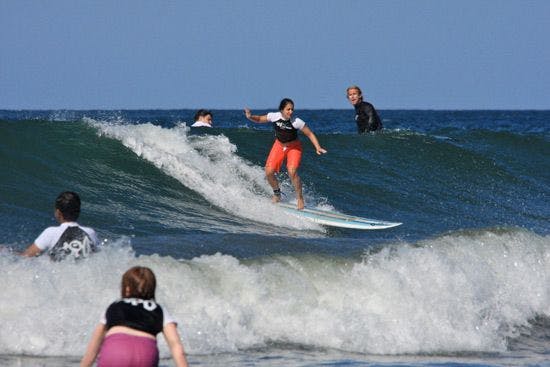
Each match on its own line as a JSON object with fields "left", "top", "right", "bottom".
{"left": 98, "top": 333, "right": 159, "bottom": 367}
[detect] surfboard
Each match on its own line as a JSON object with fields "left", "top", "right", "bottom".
{"left": 279, "top": 203, "right": 402, "bottom": 230}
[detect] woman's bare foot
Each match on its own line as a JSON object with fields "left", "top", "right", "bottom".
{"left": 296, "top": 197, "right": 304, "bottom": 210}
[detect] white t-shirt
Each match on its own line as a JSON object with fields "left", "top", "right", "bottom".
{"left": 266, "top": 112, "right": 306, "bottom": 130}
{"left": 191, "top": 121, "right": 212, "bottom": 127}
{"left": 34, "top": 222, "right": 98, "bottom": 251}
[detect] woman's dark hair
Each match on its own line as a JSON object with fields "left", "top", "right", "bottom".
{"left": 278, "top": 98, "right": 294, "bottom": 111}
{"left": 121, "top": 266, "right": 157, "bottom": 300}
{"left": 194, "top": 109, "right": 212, "bottom": 122}
{"left": 55, "top": 191, "right": 81, "bottom": 221}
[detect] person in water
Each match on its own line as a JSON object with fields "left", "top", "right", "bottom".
{"left": 80, "top": 266, "right": 189, "bottom": 367}
{"left": 244, "top": 98, "right": 327, "bottom": 210}
{"left": 191, "top": 109, "right": 213, "bottom": 127}
{"left": 22, "top": 191, "right": 98, "bottom": 261}
{"left": 346, "top": 85, "right": 382, "bottom": 133}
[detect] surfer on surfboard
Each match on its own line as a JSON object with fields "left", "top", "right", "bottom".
{"left": 244, "top": 98, "right": 327, "bottom": 210}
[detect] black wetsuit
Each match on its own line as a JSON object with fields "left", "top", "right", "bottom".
{"left": 354, "top": 101, "right": 382, "bottom": 133}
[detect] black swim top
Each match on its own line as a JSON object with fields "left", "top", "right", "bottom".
{"left": 105, "top": 298, "right": 165, "bottom": 336}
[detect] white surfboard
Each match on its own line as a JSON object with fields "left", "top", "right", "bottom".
{"left": 279, "top": 203, "right": 402, "bottom": 230}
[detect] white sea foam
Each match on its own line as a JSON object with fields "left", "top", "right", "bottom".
{"left": 87, "top": 120, "right": 324, "bottom": 231}
{"left": 0, "top": 229, "right": 548, "bottom": 357}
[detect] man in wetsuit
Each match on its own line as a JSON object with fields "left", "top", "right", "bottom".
{"left": 346, "top": 85, "right": 382, "bottom": 133}
{"left": 22, "top": 191, "right": 98, "bottom": 261}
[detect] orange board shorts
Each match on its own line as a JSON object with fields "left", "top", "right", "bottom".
{"left": 265, "top": 139, "right": 303, "bottom": 172}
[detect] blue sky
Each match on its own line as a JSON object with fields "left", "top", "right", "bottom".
{"left": 1, "top": 0, "right": 549, "bottom": 110}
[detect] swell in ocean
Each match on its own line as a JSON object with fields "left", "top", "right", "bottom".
{"left": 1, "top": 115, "right": 547, "bottom": 244}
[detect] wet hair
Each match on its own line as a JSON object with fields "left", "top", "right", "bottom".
{"left": 194, "top": 109, "right": 212, "bottom": 122}
{"left": 121, "top": 266, "right": 157, "bottom": 300}
{"left": 55, "top": 191, "right": 81, "bottom": 221}
{"left": 346, "top": 85, "right": 363, "bottom": 99}
{"left": 278, "top": 98, "right": 294, "bottom": 111}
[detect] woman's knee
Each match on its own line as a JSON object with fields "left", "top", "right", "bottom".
{"left": 287, "top": 167, "right": 299, "bottom": 179}
{"left": 265, "top": 166, "right": 275, "bottom": 176}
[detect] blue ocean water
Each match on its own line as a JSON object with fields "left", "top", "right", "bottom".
{"left": 0, "top": 109, "right": 549, "bottom": 366}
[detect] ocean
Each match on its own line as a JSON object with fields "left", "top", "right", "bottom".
{"left": 0, "top": 109, "right": 548, "bottom": 366}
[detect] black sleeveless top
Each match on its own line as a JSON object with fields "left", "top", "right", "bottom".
{"left": 273, "top": 118, "right": 298, "bottom": 143}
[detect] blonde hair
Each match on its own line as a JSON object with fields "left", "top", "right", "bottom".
{"left": 121, "top": 266, "right": 157, "bottom": 299}
{"left": 346, "top": 85, "right": 363, "bottom": 98}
